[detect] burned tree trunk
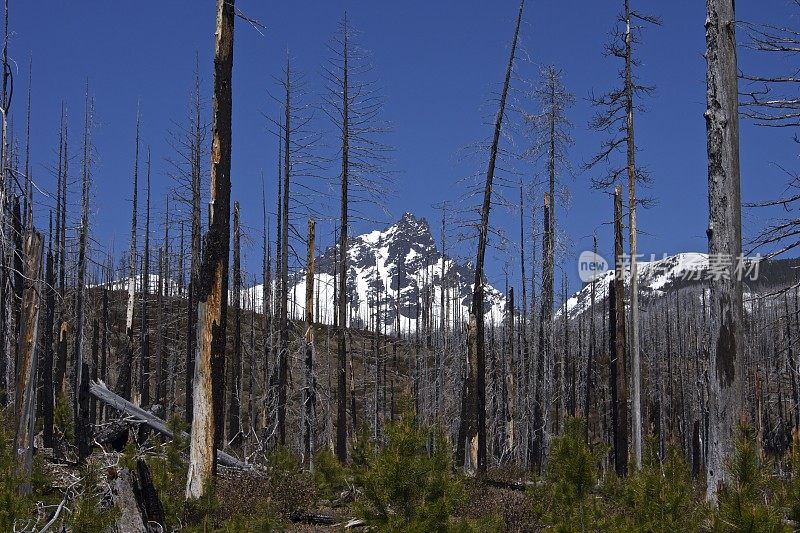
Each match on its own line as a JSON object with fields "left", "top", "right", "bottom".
{"left": 42, "top": 216, "right": 55, "bottom": 447}
{"left": 277, "top": 58, "right": 292, "bottom": 448}
{"left": 610, "top": 185, "right": 628, "bottom": 477}
{"left": 186, "top": 63, "right": 203, "bottom": 425}
{"left": 228, "top": 201, "right": 241, "bottom": 445}
{"left": 118, "top": 111, "right": 139, "bottom": 401}
{"left": 14, "top": 229, "right": 42, "bottom": 492}
{"left": 54, "top": 113, "right": 69, "bottom": 398}
{"left": 185, "top": 0, "right": 234, "bottom": 503}
{"left": 468, "top": 0, "right": 524, "bottom": 474}
{"left": 304, "top": 218, "right": 316, "bottom": 471}
{"left": 533, "top": 192, "right": 553, "bottom": 473}
{"left": 705, "top": 0, "right": 745, "bottom": 501}
{"left": 623, "top": 0, "right": 643, "bottom": 468}
{"left": 140, "top": 149, "right": 152, "bottom": 407}
{"left": 335, "top": 21, "right": 351, "bottom": 463}
{"left": 74, "top": 90, "right": 92, "bottom": 461}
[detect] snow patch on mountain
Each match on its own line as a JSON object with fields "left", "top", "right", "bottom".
{"left": 248, "top": 212, "right": 506, "bottom": 332}
{"left": 565, "top": 252, "right": 710, "bottom": 318}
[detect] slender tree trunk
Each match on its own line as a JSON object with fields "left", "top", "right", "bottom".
{"left": 278, "top": 58, "right": 291, "bottom": 447}
{"left": 468, "top": 0, "right": 524, "bottom": 474}
{"left": 261, "top": 178, "right": 271, "bottom": 434}
{"left": 11, "top": 195, "right": 23, "bottom": 401}
{"left": 705, "top": 0, "right": 745, "bottom": 501}
{"left": 55, "top": 112, "right": 68, "bottom": 398}
{"left": 304, "top": 218, "right": 316, "bottom": 471}
{"left": 185, "top": 0, "right": 234, "bottom": 503}
{"left": 139, "top": 150, "right": 152, "bottom": 407}
{"left": 74, "top": 90, "right": 92, "bottom": 460}
{"left": 623, "top": 0, "right": 643, "bottom": 469}
{"left": 611, "top": 185, "right": 628, "bottom": 477}
{"left": 336, "top": 20, "right": 351, "bottom": 463}
{"left": 118, "top": 111, "right": 139, "bottom": 401}
{"left": 228, "top": 201, "right": 241, "bottom": 445}
{"left": 533, "top": 192, "right": 552, "bottom": 473}
{"left": 186, "top": 63, "right": 203, "bottom": 425}
{"left": 585, "top": 235, "right": 597, "bottom": 443}
{"left": 42, "top": 217, "right": 55, "bottom": 447}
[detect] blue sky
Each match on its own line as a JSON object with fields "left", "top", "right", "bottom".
{"left": 11, "top": 1, "right": 799, "bottom": 295}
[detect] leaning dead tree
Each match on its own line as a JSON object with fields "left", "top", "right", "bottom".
{"left": 587, "top": 0, "right": 660, "bottom": 468}
{"left": 465, "top": 0, "right": 524, "bottom": 474}
{"left": 705, "top": 0, "right": 745, "bottom": 502}
{"left": 186, "top": 0, "right": 234, "bottom": 504}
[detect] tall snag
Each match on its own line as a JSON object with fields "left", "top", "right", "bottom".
{"left": 324, "top": 14, "right": 391, "bottom": 460}
{"left": 304, "top": 217, "right": 316, "bottom": 471}
{"left": 610, "top": 185, "right": 628, "bottom": 477}
{"left": 335, "top": 17, "right": 350, "bottom": 464}
{"left": 186, "top": 58, "right": 204, "bottom": 425}
{"left": 186, "top": 0, "right": 234, "bottom": 503}
{"left": 705, "top": 0, "right": 744, "bottom": 501}
{"left": 140, "top": 148, "right": 152, "bottom": 407}
{"left": 587, "top": 0, "right": 660, "bottom": 467}
{"left": 42, "top": 214, "right": 55, "bottom": 447}
{"left": 228, "top": 201, "right": 241, "bottom": 445}
{"left": 466, "top": 0, "right": 524, "bottom": 474}
{"left": 74, "top": 88, "right": 92, "bottom": 460}
{"left": 117, "top": 110, "right": 139, "bottom": 401}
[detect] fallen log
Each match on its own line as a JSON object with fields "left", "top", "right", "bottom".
{"left": 289, "top": 510, "right": 335, "bottom": 525}
{"left": 110, "top": 468, "right": 148, "bottom": 533}
{"left": 89, "top": 380, "right": 247, "bottom": 469}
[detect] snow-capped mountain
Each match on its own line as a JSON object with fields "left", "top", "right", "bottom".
{"left": 247, "top": 212, "right": 506, "bottom": 333}
{"left": 565, "top": 252, "right": 710, "bottom": 319}
{"left": 564, "top": 252, "right": 796, "bottom": 319}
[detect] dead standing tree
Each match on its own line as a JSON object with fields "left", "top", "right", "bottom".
{"left": 165, "top": 57, "right": 206, "bottom": 425}
{"left": 116, "top": 110, "right": 140, "bottom": 401}
{"left": 228, "top": 200, "right": 241, "bottom": 445}
{"left": 14, "top": 228, "right": 42, "bottom": 493}
{"left": 465, "top": 0, "right": 524, "bottom": 474}
{"left": 74, "top": 86, "right": 93, "bottom": 460}
{"left": 269, "top": 53, "right": 322, "bottom": 447}
{"left": 705, "top": 0, "right": 745, "bottom": 502}
{"left": 303, "top": 217, "right": 316, "bottom": 471}
{"left": 186, "top": 0, "right": 234, "bottom": 504}
{"left": 321, "top": 13, "right": 392, "bottom": 461}
{"left": 525, "top": 65, "right": 574, "bottom": 459}
{"left": 586, "top": 0, "right": 660, "bottom": 468}
{"left": 610, "top": 185, "right": 628, "bottom": 477}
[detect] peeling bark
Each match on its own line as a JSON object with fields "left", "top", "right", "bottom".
{"left": 186, "top": 0, "right": 234, "bottom": 503}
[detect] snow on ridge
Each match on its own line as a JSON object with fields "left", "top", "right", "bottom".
{"left": 101, "top": 213, "right": 508, "bottom": 335}
{"left": 564, "top": 252, "right": 710, "bottom": 318}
